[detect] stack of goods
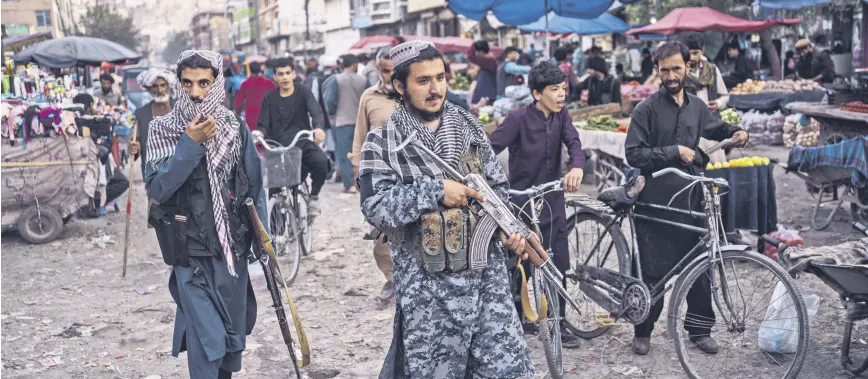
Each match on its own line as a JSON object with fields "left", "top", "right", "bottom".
{"left": 452, "top": 74, "right": 471, "bottom": 91}
{"left": 738, "top": 110, "right": 786, "bottom": 146}
{"left": 720, "top": 108, "right": 741, "bottom": 125}
{"left": 575, "top": 115, "right": 619, "bottom": 131}
{"left": 493, "top": 85, "right": 533, "bottom": 118}
{"left": 706, "top": 155, "right": 771, "bottom": 170}
{"left": 731, "top": 79, "right": 824, "bottom": 94}
{"left": 782, "top": 114, "right": 820, "bottom": 148}
{"left": 621, "top": 83, "right": 658, "bottom": 101}
{"left": 841, "top": 101, "right": 868, "bottom": 113}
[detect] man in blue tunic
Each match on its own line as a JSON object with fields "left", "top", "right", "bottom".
{"left": 145, "top": 50, "right": 269, "bottom": 379}
{"left": 358, "top": 40, "right": 534, "bottom": 379}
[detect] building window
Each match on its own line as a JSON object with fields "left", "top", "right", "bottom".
{"left": 36, "top": 10, "right": 52, "bottom": 27}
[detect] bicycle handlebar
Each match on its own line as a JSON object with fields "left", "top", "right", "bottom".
{"left": 253, "top": 130, "right": 314, "bottom": 151}
{"left": 508, "top": 179, "right": 563, "bottom": 197}
{"left": 651, "top": 167, "right": 728, "bottom": 187}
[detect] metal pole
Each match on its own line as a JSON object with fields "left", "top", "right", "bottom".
{"left": 544, "top": 0, "right": 550, "bottom": 60}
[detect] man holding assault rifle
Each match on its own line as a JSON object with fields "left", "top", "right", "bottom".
{"left": 145, "top": 50, "right": 306, "bottom": 379}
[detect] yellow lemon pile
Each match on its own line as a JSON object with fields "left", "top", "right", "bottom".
{"left": 707, "top": 156, "right": 771, "bottom": 170}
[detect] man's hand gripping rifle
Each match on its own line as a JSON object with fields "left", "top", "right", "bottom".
{"left": 393, "top": 133, "right": 582, "bottom": 313}
{"left": 244, "top": 198, "right": 310, "bottom": 378}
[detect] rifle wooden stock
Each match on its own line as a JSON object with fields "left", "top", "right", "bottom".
{"left": 244, "top": 198, "right": 311, "bottom": 371}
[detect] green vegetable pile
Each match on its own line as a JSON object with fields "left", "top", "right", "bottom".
{"left": 453, "top": 74, "right": 471, "bottom": 91}
{"left": 583, "top": 115, "right": 619, "bottom": 131}
{"left": 720, "top": 108, "right": 740, "bottom": 125}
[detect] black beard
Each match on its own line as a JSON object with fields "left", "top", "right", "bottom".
{"left": 405, "top": 92, "right": 443, "bottom": 122}
{"left": 101, "top": 87, "right": 112, "bottom": 94}
{"left": 664, "top": 79, "right": 683, "bottom": 95}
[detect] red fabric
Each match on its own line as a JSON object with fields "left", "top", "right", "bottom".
{"left": 626, "top": 7, "right": 800, "bottom": 35}
{"left": 235, "top": 75, "right": 276, "bottom": 131}
{"left": 558, "top": 62, "right": 572, "bottom": 92}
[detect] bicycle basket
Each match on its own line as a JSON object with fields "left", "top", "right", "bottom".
{"left": 262, "top": 147, "right": 303, "bottom": 188}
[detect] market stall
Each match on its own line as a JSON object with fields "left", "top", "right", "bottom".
{"left": 786, "top": 102, "right": 868, "bottom": 144}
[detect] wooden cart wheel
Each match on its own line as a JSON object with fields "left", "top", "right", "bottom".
{"left": 16, "top": 205, "right": 64, "bottom": 244}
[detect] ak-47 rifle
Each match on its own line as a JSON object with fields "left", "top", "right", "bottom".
{"left": 244, "top": 198, "right": 310, "bottom": 378}
{"left": 391, "top": 132, "right": 582, "bottom": 313}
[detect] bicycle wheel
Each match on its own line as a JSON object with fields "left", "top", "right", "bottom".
{"left": 532, "top": 270, "right": 563, "bottom": 379}
{"left": 564, "top": 210, "right": 631, "bottom": 339}
{"left": 268, "top": 196, "right": 302, "bottom": 285}
{"left": 667, "top": 250, "right": 809, "bottom": 379}
{"left": 294, "top": 183, "right": 314, "bottom": 256}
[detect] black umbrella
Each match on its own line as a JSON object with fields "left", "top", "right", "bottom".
{"left": 12, "top": 36, "right": 141, "bottom": 68}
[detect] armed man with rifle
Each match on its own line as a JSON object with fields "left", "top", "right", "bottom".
{"left": 144, "top": 50, "right": 307, "bottom": 379}
{"left": 358, "top": 40, "right": 535, "bottom": 378}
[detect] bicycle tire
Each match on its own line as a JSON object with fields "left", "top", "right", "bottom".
{"left": 667, "top": 250, "right": 809, "bottom": 379}
{"left": 268, "top": 197, "right": 302, "bottom": 285}
{"left": 295, "top": 183, "right": 314, "bottom": 257}
{"left": 564, "top": 210, "right": 631, "bottom": 339}
{"left": 534, "top": 274, "right": 563, "bottom": 379}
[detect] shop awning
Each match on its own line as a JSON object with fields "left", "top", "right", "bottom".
{"left": 753, "top": 0, "right": 830, "bottom": 10}
{"left": 626, "top": 7, "right": 800, "bottom": 35}
{"left": 2, "top": 32, "right": 52, "bottom": 52}
{"left": 519, "top": 12, "right": 629, "bottom": 35}
{"left": 446, "top": 0, "right": 643, "bottom": 26}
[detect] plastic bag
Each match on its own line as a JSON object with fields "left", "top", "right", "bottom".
{"left": 764, "top": 226, "right": 804, "bottom": 261}
{"left": 758, "top": 281, "right": 819, "bottom": 354}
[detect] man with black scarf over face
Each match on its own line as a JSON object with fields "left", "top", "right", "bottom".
{"left": 624, "top": 41, "right": 749, "bottom": 356}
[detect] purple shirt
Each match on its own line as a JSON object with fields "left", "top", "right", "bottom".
{"left": 489, "top": 103, "right": 585, "bottom": 190}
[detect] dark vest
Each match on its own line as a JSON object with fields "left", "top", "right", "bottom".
{"left": 151, "top": 120, "right": 253, "bottom": 266}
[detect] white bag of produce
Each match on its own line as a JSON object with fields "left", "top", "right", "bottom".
{"left": 758, "top": 281, "right": 819, "bottom": 354}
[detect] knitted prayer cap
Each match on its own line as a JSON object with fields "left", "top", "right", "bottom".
{"left": 389, "top": 41, "right": 437, "bottom": 68}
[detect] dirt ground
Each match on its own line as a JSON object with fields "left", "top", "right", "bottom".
{"left": 2, "top": 144, "right": 866, "bottom": 379}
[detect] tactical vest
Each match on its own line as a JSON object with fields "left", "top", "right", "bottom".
{"left": 418, "top": 144, "right": 485, "bottom": 274}
{"left": 149, "top": 121, "right": 253, "bottom": 266}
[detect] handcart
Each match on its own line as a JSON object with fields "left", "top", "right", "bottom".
{"left": 784, "top": 136, "right": 868, "bottom": 230}
{"left": 765, "top": 223, "right": 868, "bottom": 376}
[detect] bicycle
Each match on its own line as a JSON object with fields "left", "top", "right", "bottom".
{"left": 507, "top": 179, "right": 567, "bottom": 379}
{"left": 253, "top": 130, "right": 316, "bottom": 284}
{"left": 565, "top": 160, "right": 810, "bottom": 378}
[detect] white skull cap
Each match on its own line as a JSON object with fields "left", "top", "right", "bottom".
{"left": 389, "top": 41, "right": 437, "bottom": 68}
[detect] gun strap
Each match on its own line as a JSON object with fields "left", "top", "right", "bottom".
{"left": 517, "top": 259, "right": 548, "bottom": 322}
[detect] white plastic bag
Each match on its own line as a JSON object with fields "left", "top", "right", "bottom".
{"left": 757, "top": 281, "right": 819, "bottom": 353}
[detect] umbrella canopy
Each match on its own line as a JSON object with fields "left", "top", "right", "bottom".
{"left": 447, "top": 0, "right": 643, "bottom": 26}
{"left": 2, "top": 32, "right": 52, "bottom": 52}
{"left": 246, "top": 55, "right": 268, "bottom": 63}
{"left": 349, "top": 35, "right": 505, "bottom": 57}
{"left": 519, "top": 12, "right": 629, "bottom": 35}
{"left": 12, "top": 36, "right": 141, "bottom": 68}
{"left": 626, "top": 7, "right": 800, "bottom": 35}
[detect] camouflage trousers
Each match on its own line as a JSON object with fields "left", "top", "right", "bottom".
{"left": 379, "top": 243, "right": 534, "bottom": 379}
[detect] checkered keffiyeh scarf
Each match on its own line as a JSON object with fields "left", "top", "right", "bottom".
{"left": 359, "top": 101, "right": 489, "bottom": 182}
{"left": 147, "top": 50, "right": 243, "bottom": 276}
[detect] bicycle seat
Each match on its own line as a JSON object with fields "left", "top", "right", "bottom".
{"left": 597, "top": 175, "right": 646, "bottom": 210}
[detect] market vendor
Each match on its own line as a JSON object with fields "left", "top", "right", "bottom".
{"left": 682, "top": 33, "right": 729, "bottom": 113}
{"left": 624, "top": 41, "right": 748, "bottom": 357}
{"left": 577, "top": 56, "right": 621, "bottom": 106}
{"left": 92, "top": 73, "right": 123, "bottom": 107}
{"left": 721, "top": 43, "right": 751, "bottom": 90}
{"left": 795, "top": 39, "right": 835, "bottom": 84}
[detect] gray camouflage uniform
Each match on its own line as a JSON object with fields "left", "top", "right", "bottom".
{"left": 358, "top": 117, "right": 534, "bottom": 378}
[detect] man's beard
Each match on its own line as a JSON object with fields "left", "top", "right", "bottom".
{"left": 405, "top": 92, "right": 443, "bottom": 122}
{"left": 663, "top": 78, "right": 683, "bottom": 95}
{"left": 154, "top": 94, "right": 170, "bottom": 103}
{"left": 101, "top": 87, "right": 112, "bottom": 94}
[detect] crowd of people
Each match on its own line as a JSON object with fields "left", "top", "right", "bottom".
{"left": 126, "top": 29, "right": 761, "bottom": 377}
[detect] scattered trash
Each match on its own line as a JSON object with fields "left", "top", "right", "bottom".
{"left": 133, "top": 285, "right": 160, "bottom": 296}
{"left": 90, "top": 235, "right": 117, "bottom": 249}
{"left": 91, "top": 323, "right": 123, "bottom": 338}
{"left": 42, "top": 319, "right": 53, "bottom": 325}
{"left": 611, "top": 365, "right": 643, "bottom": 376}
{"left": 58, "top": 323, "right": 91, "bottom": 338}
{"left": 15, "top": 316, "right": 35, "bottom": 320}
{"left": 246, "top": 343, "right": 262, "bottom": 351}
{"left": 343, "top": 289, "right": 367, "bottom": 297}
{"left": 39, "top": 357, "right": 63, "bottom": 368}
{"left": 374, "top": 313, "right": 392, "bottom": 321}
{"left": 121, "top": 332, "right": 149, "bottom": 346}
{"left": 143, "top": 375, "right": 162, "bottom": 379}
{"left": 308, "top": 368, "right": 340, "bottom": 379}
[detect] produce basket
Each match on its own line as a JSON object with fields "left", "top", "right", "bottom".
{"left": 262, "top": 147, "right": 303, "bottom": 189}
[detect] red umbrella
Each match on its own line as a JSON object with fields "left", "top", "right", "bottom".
{"left": 626, "top": 7, "right": 800, "bottom": 35}
{"left": 349, "top": 36, "right": 399, "bottom": 50}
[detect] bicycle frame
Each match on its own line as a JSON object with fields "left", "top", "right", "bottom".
{"left": 573, "top": 171, "right": 744, "bottom": 328}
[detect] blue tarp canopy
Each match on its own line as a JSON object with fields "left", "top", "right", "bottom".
{"left": 753, "top": 0, "right": 830, "bottom": 9}
{"left": 519, "top": 12, "right": 629, "bottom": 35}
{"left": 447, "top": 0, "right": 643, "bottom": 26}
